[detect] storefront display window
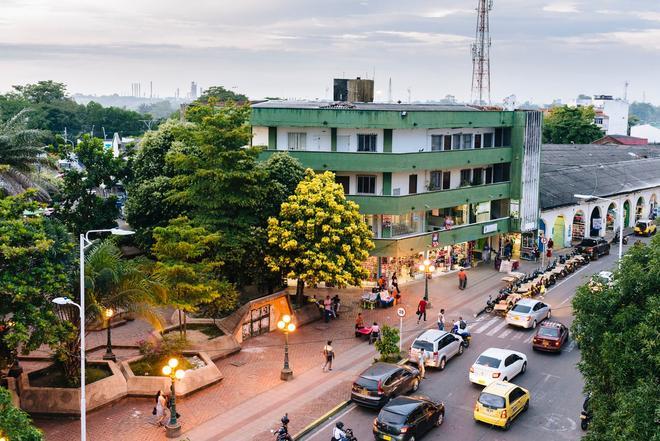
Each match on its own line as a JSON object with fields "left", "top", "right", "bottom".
{"left": 381, "top": 212, "right": 423, "bottom": 237}
{"left": 426, "top": 205, "right": 468, "bottom": 231}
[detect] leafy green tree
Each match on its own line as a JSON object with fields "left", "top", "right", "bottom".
{"left": 12, "top": 80, "right": 67, "bottom": 104}
{"left": 572, "top": 236, "right": 660, "bottom": 441}
{"left": 627, "top": 114, "right": 640, "bottom": 135}
{"left": 630, "top": 101, "right": 660, "bottom": 125}
{"left": 375, "top": 325, "right": 400, "bottom": 362}
{"left": 53, "top": 135, "right": 126, "bottom": 235}
{"left": 152, "top": 217, "right": 237, "bottom": 336}
{"left": 266, "top": 170, "right": 374, "bottom": 305}
{"left": 196, "top": 86, "right": 248, "bottom": 104}
{"left": 0, "top": 192, "right": 75, "bottom": 371}
{"left": 0, "top": 387, "right": 44, "bottom": 441}
{"left": 542, "top": 105, "right": 604, "bottom": 144}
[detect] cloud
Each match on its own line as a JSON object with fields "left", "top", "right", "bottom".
{"left": 543, "top": 2, "right": 579, "bottom": 13}
{"left": 371, "top": 31, "right": 471, "bottom": 45}
{"left": 418, "top": 9, "right": 473, "bottom": 19}
{"left": 554, "top": 28, "right": 660, "bottom": 51}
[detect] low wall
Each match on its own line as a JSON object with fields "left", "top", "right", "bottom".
{"left": 120, "top": 351, "right": 222, "bottom": 398}
{"left": 18, "top": 361, "right": 127, "bottom": 416}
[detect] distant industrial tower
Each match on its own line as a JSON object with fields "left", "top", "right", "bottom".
{"left": 190, "top": 81, "right": 198, "bottom": 99}
{"left": 470, "top": 0, "right": 493, "bottom": 105}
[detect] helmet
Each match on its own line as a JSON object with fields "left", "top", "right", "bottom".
{"left": 281, "top": 414, "right": 289, "bottom": 425}
{"left": 336, "top": 421, "right": 344, "bottom": 429}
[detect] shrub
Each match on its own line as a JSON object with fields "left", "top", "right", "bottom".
{"left": 375, "top": 325, "right": 400, "bottom": 362}
{"left": 130, "top": 335, "right": 192, "bottom": 376}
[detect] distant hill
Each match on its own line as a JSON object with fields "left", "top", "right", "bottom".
{"left": 72, "top": 94, "right": 190, "bottom": 113}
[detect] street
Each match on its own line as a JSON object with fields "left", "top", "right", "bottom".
{"left": 303, "top": 240, "right": 645, "bottom": 441}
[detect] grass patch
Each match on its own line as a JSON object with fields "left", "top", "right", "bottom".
{"left": 163, "top": 323, "right": 224, "bottom": 339}
{"left": 29, "top": 364, "right": 112, "bottom": 388}
{"left": 130, "top": 356, "right": 194, "bottom": 377}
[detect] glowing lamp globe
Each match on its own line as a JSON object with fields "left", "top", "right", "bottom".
{"left": 175, "top": 369, "right": 185, "bottom": 380}
{"left": 277, "top": 321, "right": 285, "bottom": 329}
{"left": 287, "top": 323, "right": 296, "bottom": 332}
{"left": 168, "top": 358, "right": 179, "bottom": 369}
{"left": 162, "top": 365, "right": 172, "bottom": 376}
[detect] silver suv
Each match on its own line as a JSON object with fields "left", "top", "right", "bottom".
{"left": 506, "top": 298, "right": 551, "bottom": 329}
{"left": 410, "top": 329, "right": 464, "bottom": 370}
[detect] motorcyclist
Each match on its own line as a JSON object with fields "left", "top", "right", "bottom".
{"left": 332, "top": 421, "right": 347, "bottom": 441}
{"left": 272, "top": 414, "right": 291, "bottom": 440}
{"left": 452, "top": 316, "right": 470, "bottom": 339}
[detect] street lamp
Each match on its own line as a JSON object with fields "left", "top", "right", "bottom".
{"left": 574, "top": 194, "right": 624, "bottom": 260}
{"left": 276, "top": 314, "right": 296, "bottom": 381}
{"left": 162, "top": 357, "right": 185, "bottom": 438}
{"left": 418, "top": 259, "right": 436, "bottom": 301}
{"left": 102, "top": 308, "right": 116, "bottom": 361}
{"left": 52, "top": 227, "right": 134, "bottom": 441}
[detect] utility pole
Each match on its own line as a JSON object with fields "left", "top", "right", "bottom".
{"left": 388, "top": 78, "right": 392, "bottom": 103}
{"left": 470, "top": 0, "right": 493, "bottom": 105}
{"left": 623, "top": 80, "right": 629, "bottom": 101}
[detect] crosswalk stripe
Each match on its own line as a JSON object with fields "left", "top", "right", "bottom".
{"left": 499, "top": 328, "right": 513, "bottom": 339}
{"left": 524, "top": 335, "right": 535, "bottom": 343}
{"left": 511, "top": 333, "right": 523, "bottom": 340}
{"left": 474, "top": 318, "right": 499, "bottom": 334}
{"left": 486, "top": 320, "right": 509, "bottom": 336}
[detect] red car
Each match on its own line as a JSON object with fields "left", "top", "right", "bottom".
{"left": 532, "top": 321, "right": 569, "bottom": 352}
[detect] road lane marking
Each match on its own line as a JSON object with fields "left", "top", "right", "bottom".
{"left": 565, "top": 340, "right": 577, "bottom": 352}
{"left": 486, "top": 319, "right": 509, "bottom": 336}
{"left": 524, "top": 335, "right": 534, "bottom": 343}
{"left": 499, "top": 328, "right": 513, "bottom": 339}
{"left": 474, "top": 317, "right": 499, "bottom": 333}
{"left": 306, "top": 403, "right": 357, "bottom": 440}
{"left": 511, "top": 333, "right": 523, "bottom": 340}
{"left": 559, "top": 296, "right": 572, "bottom": 306}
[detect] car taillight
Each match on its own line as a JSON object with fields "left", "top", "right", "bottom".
{"left": 533, "top": 337, "right": 540, "bottom": 344}
{"left": 554, "top": 340, "right": 560, "bottom": 346}
{"left": 470, "top": 366, "right": 475, "bottom": 373}
{"left": 501, "top": 410, "right": 507, "bottom": 418}
{"left": 377, "top": 379, "right": 384, "bottom": 395}
{"left": 492, "top": 372, "right": 501, "bottom": 378}
{"left": 433, "top": 351, "right": 439, "bottom": 360}
{"left": 400, "top": 426, "right": 409, "bottom": 433}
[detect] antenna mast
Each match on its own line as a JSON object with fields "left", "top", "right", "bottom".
{"left": 471, "top": 0, "right": 493, "bottom": 105}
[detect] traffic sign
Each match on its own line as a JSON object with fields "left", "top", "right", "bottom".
{"left": 397, "top": 307, "right": 406, "bottom": 318}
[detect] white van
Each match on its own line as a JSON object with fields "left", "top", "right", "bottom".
{"left": 410, "top": 329, "right": 464, "bottom": 370}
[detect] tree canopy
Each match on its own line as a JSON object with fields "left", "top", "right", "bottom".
{"left": 542, "top": 105, "right": 604, "bottom": 144}
{"left": 0, "top": 387, "right": 44, "bottom": 441}
{"left": 572, "top": 236, "right": 660, "bottom": 441}
{"left": 196, "top": 86, "right": 248, "bottom": 104}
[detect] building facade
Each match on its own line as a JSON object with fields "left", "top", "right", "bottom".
{"left": 252, "top": 101, "right": 542, "bottom": 283}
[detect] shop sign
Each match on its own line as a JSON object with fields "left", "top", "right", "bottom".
{"left": 523, "top": 221, "right": 536, "bottom": 231}
{"left": 431, "top": 232, "right": 439, "bottom": 248}
{"left": 483, "top": 223, "right": 498, "bottom": 234}
{"left": 592, "top": 218, "right": 603, "bottom": 229}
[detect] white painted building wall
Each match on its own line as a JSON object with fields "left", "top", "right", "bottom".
{"left": 252, "top": 126, "right": 269, "bottom": 146}
{"left": 275, "top": 126, "right": 332, "bottom": 151}
{"left": 593, "top": 98, "right": 629, "bottom": 135}
{"left": 631, "top": 124, "right": 660, "bottom": 143}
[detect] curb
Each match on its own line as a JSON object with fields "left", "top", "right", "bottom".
{"left": 293, "top": 399, "right": 352, "bottom": 441}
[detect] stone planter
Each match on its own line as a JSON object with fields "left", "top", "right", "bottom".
{"left": 120, "top": 351, "right": 222, "bottom": 398}
{"left": 18, "top": 361, "right": 127, "bottom": 416}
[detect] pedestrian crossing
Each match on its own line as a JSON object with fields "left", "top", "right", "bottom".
{"left": 468, "top": 314, "right": 536, "bottom": 343}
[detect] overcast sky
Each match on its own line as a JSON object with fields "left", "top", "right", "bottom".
{"left": 1, "top": 0, "right": 659, "bottom": 104}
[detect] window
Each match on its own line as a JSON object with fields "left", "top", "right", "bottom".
{"left": 431, "top": 135, "right": 443, "bottom": 151}
{"left": 430, "top": 171, "right": 442, "bottom": 190}
{"left": 335, "top": 176, "right": 350, "bottom": 194}
{"left": 357, "top": 175, "right": 376, "bottom": 194}
{"left": 460, "top": 169, "right": 472, "bottom": 187}
{"left": 442, "top": 171, "right": 451, "bottom": 190}
{"left": 485, "top": 166, "right": 493, "bottom": 184}
{"left": 595, "top": 117, "right": 604, "bottom": 125}
{"left": 462, "top": 134, "right": 473, "bottom": 149}
{"left": 409, "top": 174, "right": 418, "bottom": 194}
{"left": 287, "top": 132, "right": 306, "bottom": 150}
{"left": 452, "top": 134, "right": 462, "bottom": 149}
{"left": 474, "top": 134, "right": 482, "bottom": 149}
{"left": 472, "top": 168, "right": 483, "bottom": 185}
{"left": 483, "top": 132, "right": 493, "bottom": 148}
{"left": 493, "top": 163, "right": 511, "bottom": 183}
{"left": 444, "top": 135, "right": 452, "bottom": 151}
{"left": 357, "top": 134, "right": 377, "bottom": 152}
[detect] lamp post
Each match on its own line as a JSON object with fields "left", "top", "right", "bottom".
{"left": 574, "top": 194, "right": 624, "bottom": 260}
{"left": 102, "top": 308, "right": 116, "bottom": 362}
{"left": 276, "top": 314, "right": 296, "bottom": 381}
{"left": 51, "top": 227, "right": 134, "bottom": 441}
{"left": 162, "top": 357, "right": 185, "bottom": 438}
{"left": 418, "top": 259, "right": 436, "bottom": 302}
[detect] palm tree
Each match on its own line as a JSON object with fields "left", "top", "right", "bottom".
{"left": 0, "top": 109, "right": 53, "bottom": 201}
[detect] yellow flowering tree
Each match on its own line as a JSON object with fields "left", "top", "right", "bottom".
{"left": 267, "top": 170, "right": 374, "bottom": 305}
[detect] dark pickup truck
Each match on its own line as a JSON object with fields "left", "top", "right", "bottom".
{"left": 576, "top": 237, "right": 610, "bottom": 260}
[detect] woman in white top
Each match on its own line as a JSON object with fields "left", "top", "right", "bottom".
{"left": 155, "top": 390, "right": 168, "bottom": 426}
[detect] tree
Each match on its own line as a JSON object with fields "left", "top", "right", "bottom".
{"left": 152, "top": 217, "right": 237, "bottom": 336}
{"left": 0, "top": 192, "right": 75, "bottom": 371}
{"left": 266, "top": 170, "right": 374, "bottom": 305}
{"left": 12, "top": 80, "right": 67, "bottom": 104}
{"left": 196, "top": 86, "right": 248, "bottom": 104}
{"left": 572, "top": 236, "right": 660, "bottom": 441}
{"left": 53, "top": 135, "right": 126, "bottom": 235}
{"left": 374, "top": 325, "right": 400, "bottom": 362}
{"left": 0, "top": 387, "right": 44, "bottom": 441}
{"left": 627, "top": 114, "right": 640, "bottom": 135}
{"left": 542, "top": 105, "right": 604, "bottom": 144}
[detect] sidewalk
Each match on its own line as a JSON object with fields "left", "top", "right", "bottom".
{"left": 35, "top": 259, "right": 539, "bottom": 441}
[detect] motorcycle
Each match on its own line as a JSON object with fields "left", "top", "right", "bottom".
{"left": 332, "top": 428, "right": 357, "bottom": 441}
{"left": 451, "top": 324, "right": 471, "bottom": 348}
{"left": 580, "top": 395, "right": 591, "bottom": 431}
{"left": 271, "top": 414, "right": 293, "bottom": 441}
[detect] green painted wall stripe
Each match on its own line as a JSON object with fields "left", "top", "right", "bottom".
{"left": 268, "top": 126, "right": 277, "bottom": 149}
{"left": 252, "top": 108, "right": 520, "bottom": 129}
{"left": 349, "top": 182, "right": 510, "bottom": 215}
{"left": 258, "top": 147, "right": 512, "bottom": 173}
{"left": 382, "top": 172, "right": 392, "bottom": 195}
{"left": 383, "top": 129, "right": 392, "bottom": 153}
{"left": 331, "top": 128, "right": 337, "bottom": 152}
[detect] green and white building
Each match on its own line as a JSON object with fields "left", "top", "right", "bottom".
{"left": 252, "top": 101, "right": 542, "bottom": 282}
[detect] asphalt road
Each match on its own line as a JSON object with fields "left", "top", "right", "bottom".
{"left": 303, "top": 238, "right": 649, "bottom": 441}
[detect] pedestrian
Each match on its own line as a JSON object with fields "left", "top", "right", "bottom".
{"left": 417, "top": 351, "right": 426, "bottom": 379}
{"left": 322, "top": 340, "right": 334, "bottom": 371}
{"left": 547, "top": 238, "right": 554, "bottom": 258}
{"left": 416, "top": 298, "right": 427, "bottom": 324}
{"left": 369, "top": 322, "right": 380, "bottom": 344}
{"left": 332, "top": 294, "right": 340, "bottom": 318}
{"left": 391, "top": 273, "right": 399, "bottom": 294}
{"left": 437, "top": 308, "right": 445, "bottom": 331}
{"left": 154, "top": 389, "right": 168, "bottom": 427}
{"left": 323, "top": 295, "right": 332, "bottom": 323}
{"left": 533, "top": 243, "right": 540, "bottom": 261}
{"left": 355, "top": 312, "right": 364, "bottom": 330}
{"left": 483, "top": 244, "right": 491, "bottom": 263}
{"left": 458, "top": 268, "right": 467, "bottom": 290}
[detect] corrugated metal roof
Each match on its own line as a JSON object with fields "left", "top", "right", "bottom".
{"left": 252, "top": 100, "right": 479, "bottom": 112}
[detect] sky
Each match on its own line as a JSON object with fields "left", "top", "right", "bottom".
{"left": 1, "top": 0, "right": 659, "bottom": 104}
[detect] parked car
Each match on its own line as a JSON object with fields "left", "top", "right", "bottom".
{"left": 532, "top": 321, "right": 569, "bottom": 352}
{"left": 474, "top": 381, "right": 530, "bottom": 430}
{"left": 373, "top": 395, "right": 445, "bottom": 441}
{"left": 351, "top": 362, "right": 422, "bottom": 408}
{"left": 576, "top": 237, "right": 610, "bottom": 260}
{"left": 410, "top": 329, "right": 464, "bottom": 370}
{"left": 505, "top": 298, "right": 551, "bottom": 329}
{"left": 634, "top": 219, "right": 657, "bottom": 236}
{"left": 469, "top": 348, "right": 527, "bottom": 386}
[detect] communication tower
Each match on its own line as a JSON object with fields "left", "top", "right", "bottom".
{"left": 470, "top": 0, "right": 493, "bottom": 105}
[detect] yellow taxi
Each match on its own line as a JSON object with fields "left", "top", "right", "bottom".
{"left": 634, "top": 219, "right": 657, "bottom": 236}
{"left": 473, "top": 380, "right": 530, "bottom": 430}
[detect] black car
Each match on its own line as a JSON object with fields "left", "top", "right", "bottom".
{"left": 351, "top": 362, "right": 421, "bottom": 408}
{"left": 576, "top": 237, "right": 610, "bottom": 260}
{"left": 373, "top": 395, "right": 445, "bottom": 441}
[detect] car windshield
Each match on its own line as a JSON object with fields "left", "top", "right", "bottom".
{"left": 538, "top": 327, "right": 559, "bottom": 337}
{"left": 475, "top": 355, "right": 501, "bottom": 368}
{"left": 379, "top": 409, "right": 408, "bottom": 425}
{"left": 355, "top": 377, "right": 379, "bottom": 390}
{"left": 636, "top": 222, "right": 647, "bottom": 229}
{"left": 511, "top": 304, "right": 531, "bottom": 313}
{"left": 479, "top": 393, "right": 506, "bottom": 409}
{"left": 579, "top": 239, "right": 598, "bottom": 246}
{"left": 412, "top": 340, "right": 434, "bottom": 352}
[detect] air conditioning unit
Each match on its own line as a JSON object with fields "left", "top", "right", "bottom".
{"left": 392, "top": 188, "right": 401, "bottom": 196}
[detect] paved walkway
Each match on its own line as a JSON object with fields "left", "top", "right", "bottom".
{"left": 35, "top": 258, "right": 541, "bottom": 441}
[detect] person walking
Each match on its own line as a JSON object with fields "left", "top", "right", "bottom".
{"left": 417, "top": 351, "right": 426, "bottom": 379}
{"left": 155, "top": 390, "right": 168, "bottom": 427}
{"left": 323, "top": 295, "right": 332, "bottom": 323}
{"left": 547, "top": 238, "right": 554, "bottom": 258}
{"left": 416, "top": 298, "right": 428, "bottom": 324}
{"left": 437, "top": 308, "right": 446, "bottom": 331}
{"left": 483, "top": 244, "right": 491, "bottom": 263}
{"left": 322, "top": 340, "right": 334, "bottom": 372}
{"left": 458, "top": 268, "right": 468, "bottom": 290}
{"left": 391, "top": 273, "right": 399, "bottom": 293}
